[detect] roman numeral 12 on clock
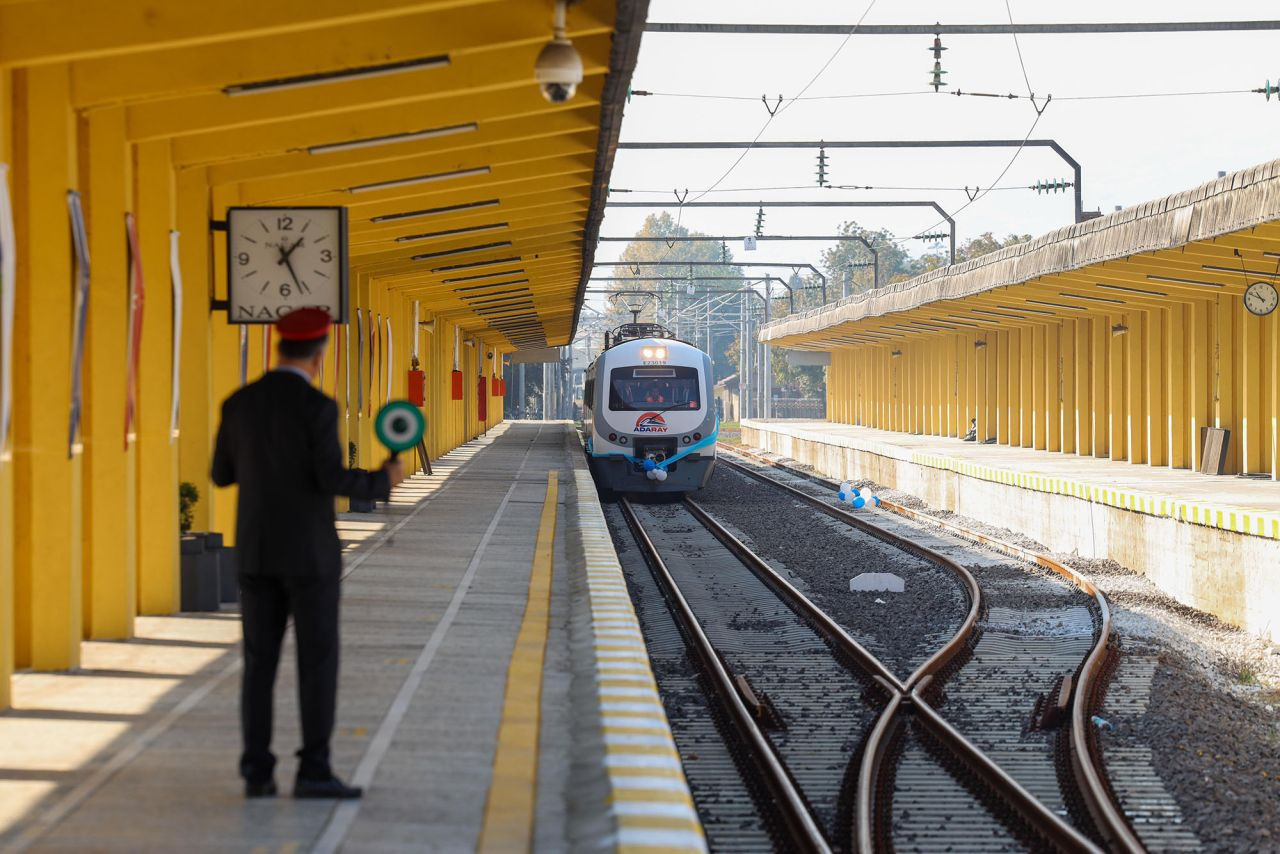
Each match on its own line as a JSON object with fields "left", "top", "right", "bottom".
{"left": 225, "top": 206, "right": 348, "bottom": 323}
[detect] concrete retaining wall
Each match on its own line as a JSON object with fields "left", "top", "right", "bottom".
{"left": 743, "top": 422, "right": 1280, "bottom": 644}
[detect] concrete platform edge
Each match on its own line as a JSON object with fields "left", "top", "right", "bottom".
{"left": 565, "top": 463, "right": 707, "bottom": 853}
{"left": 744, "top": 420, "right": 1280, "bottom": 643}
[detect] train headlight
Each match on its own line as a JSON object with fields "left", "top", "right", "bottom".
{"left": 693, "top": 432, "right": 702, "bottom": 441}
{"left": 681, "top": 435, "right": 691, "bottom": 444}
{"left": 653, "top": 347, "right": 666, "bottom": 359}
{"left": 618, "top": 435, "right": 628, "bottom": 444}
{"left": 641, "top": 347, "right": 653, "bottom": 358}
{"left": 607, "top": 432, "right": 617, "bottom": 442}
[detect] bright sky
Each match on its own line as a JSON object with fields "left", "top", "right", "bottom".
{"left": 586, "top": 1, "right": 1280, "bottom": 319}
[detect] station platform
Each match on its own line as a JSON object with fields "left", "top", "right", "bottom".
{"left": 0, "top": 422, "right": 704, "bottom": 852}
{"left": 742, "top": 418, "right": 1280, "bottom": 643}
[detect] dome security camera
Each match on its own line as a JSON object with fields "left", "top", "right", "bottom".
{"left": 535, "top": 1, "right": 582, "bottom": 104}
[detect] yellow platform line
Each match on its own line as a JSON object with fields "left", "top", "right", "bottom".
{"left": 572, "top": 469, "right": 707, "bottom": 853}
{"left": 477, "top": 470, "right": 559, "bottom": 854}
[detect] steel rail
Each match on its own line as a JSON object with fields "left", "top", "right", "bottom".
{"left": 695, "top": 462, "right": 1096, "bottom": 851}
{"left": 618, "top": 498, "right": 831, "bottom": 853}
{"left": 721, "top": 444, "right": 1143, "bottom": 853}
{"left": 681, "top": 497, "right": 905, "bottom": 692}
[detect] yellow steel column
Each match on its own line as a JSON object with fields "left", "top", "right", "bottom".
{"left": 1265, "top": 314, "right": 1277, "bottom": 479}
{"left": 1167, "top": 303, "right": 1187, "bottom": 469}
{"left": 1240, "top": 308, "right": 1264, "bottom": 475}
{"left": 994, "top": 330, "right": 1009, "bottom": 444}
{"left": 1020, "top": 326, "right": 1034, "bottom": 448}
{"left": 1146, "top": 309, "right": 1167, "bottom": 467}
{"left": 11, "top": 64, "right": 82, "bottom": 669}
{"left": 1060, "top": 319, "right": 1075, "bottom": 454}
{"left": 134, "top": 139, "right": 178, "bottom": 615}
{"left": 1126, "top": 312, "right": 1147, "bottom": 465}
{"left": 209, "top": 183, "right": 241, "bottom": 545}
{"left": 1007, "top": 328, "right": 1021, "bottom": 446}
{"left": 1213, "top": 295, "right": 1238, "bottom": 473}
{"left": 1187, "top": 300, "right": 1211, "bottom": 471}
{"left": 1031, "top": 323, "right": 1046, "bottom": 450}
{"left": 0, "top": 66, "right": 13, "bottom": 708}
{"left": 1109, "top": 313, "right": 1127, "bottom": 461}
{"left": 1045, "top": 322, "right": 1060, "bottom": 452}
{"left": 1075, "top": 317, "right": 1090, "bottom": 455}
{"left": 1092, "top": 314, "right": 1109, "bottom": 458}
{"left": 176, "top": 168, "right": 215, "bottom": 531}
{"left": 80, "top": 106, "right": 135, "bottom": 638}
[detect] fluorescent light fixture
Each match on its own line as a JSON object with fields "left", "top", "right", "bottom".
{"left": 411, "top": 241, "right": 512, "bottom": 262}
{"left": 1202, "top": 264, "right": 1280, "bottom": 279}
{"left": 1097, "top": 283, "right": 1167, "bottom": 297}
{"left": 444, "top": 269, "right": 525, "bottom": 285}
{"left": 461, "top": 288, "right": 530, "bottom": 301}
{"left": 951, "top": 314, "right": 999, "bottom": 324}
{"left": 456, "top": 280, "right": 530, "bottom": 294}
{"left": 396, "top": 222, "right": 508, "bottom": 243}
{"left": 309, "top": 122, "right": 476, "bottom": 155}
{"left": 430, "top": 256, "right": 521, "bottom": 273}
{"left": 1145, "top": 274, "right": 1222, "bottom": 288}
{"left": 348, "top": 166, "right": 489, "bottom": 194}
{"left": 371, "top": 199, "right": 500, "bottom": 223}
{"left": 1063, "top": 291, "right": 1125, "bottom": 304}
{"left": 1026, "top": 298, "right": 1085, "bottom": 311}
{"left": 1000, "top": 304, "right": 1053, "bottom": 315}
{"left": 473, "top": 299, "right": 533, "bottom": 310}
{"left": 971, "top": 308, "right": 1025, "bottom": 319}
{"left": 224, "top": 55, "right": 450, "bottom": 96}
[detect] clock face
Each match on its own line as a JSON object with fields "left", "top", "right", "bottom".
{"left": 226, "top": 206, "right": 348, "bottom": 323}
{"left": 1243, "top": 281, "right": 1279, "bottom": 317}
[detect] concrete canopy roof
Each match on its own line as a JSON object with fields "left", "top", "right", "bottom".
{"left": 0, "top": 0, "right": 646, "bottom": 350}
{"left": 761, "top": 158, "right": 1280, "bottom": 350}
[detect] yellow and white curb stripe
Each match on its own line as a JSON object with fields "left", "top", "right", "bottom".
{"left": 573, "top": 469, "right": 708, "bottom": 853}
{"left": 751, "top": 421, "right": 1280, "bottom": 542}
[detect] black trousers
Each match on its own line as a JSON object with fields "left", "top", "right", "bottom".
{"left": 238, "top": 572, "right": 341, "bottom": 783}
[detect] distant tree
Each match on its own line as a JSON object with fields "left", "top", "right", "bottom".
{"left": 909, "top": 231, "right": 1033, "bottom": 275}
{"left": 820, "top": 221, "right": 915, "bottom": 296}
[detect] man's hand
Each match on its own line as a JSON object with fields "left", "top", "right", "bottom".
{"left": 382, "top": 458, "right": 407, "bottom": 489}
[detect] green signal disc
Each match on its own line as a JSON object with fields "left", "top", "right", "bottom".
{"left": 375, "top": 400, "right": 426, "bottom": 452}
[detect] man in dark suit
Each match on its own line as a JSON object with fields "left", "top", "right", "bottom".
{"left": 212, "top": 307, "right": 405, "bottom": 799}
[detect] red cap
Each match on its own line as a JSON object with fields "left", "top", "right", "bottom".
{"left": 276, "top": 307, "right": 332, "bottom": 341}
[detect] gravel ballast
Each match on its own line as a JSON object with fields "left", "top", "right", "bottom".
{"left": 732, "top": 445, "right": 1280, "bottom": 852}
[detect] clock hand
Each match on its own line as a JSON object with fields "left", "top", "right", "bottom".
{"left": 282, "top": 254, "right": 305, "bottom": 292}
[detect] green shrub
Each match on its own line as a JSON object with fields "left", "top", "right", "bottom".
{"left": 178, "top": 481, "right": 199, "bottom": 534}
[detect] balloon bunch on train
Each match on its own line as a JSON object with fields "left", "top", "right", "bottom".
{"left": 643, "top": 458, "right": 668, "bottom": 482}
{"left": 837, "top": 481, "right": 881, "bottom": 509}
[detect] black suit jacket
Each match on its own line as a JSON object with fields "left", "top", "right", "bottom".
{"left": 212, "top": 370, "right": 391, "bottom": 577}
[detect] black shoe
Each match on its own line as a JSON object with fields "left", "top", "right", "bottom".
{"left": 245, "top": 779, "right": 278, "bottom": 798}
{"left": 293, "top": 775, "right": 363, "bottom": 799}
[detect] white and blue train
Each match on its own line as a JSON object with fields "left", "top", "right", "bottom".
{"left": 583, "top": 322, "right": 717, "bottom": 493}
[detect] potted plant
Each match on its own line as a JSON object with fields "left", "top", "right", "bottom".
{"left": 348, "top": 441, "right": 374, "bottom": 512}
{"left": 178, "top": 482, "right": 221, "bottom": 611}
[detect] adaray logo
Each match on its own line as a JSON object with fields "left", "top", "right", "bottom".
{"left": 634, "top": 412, "right": 668, "bottom": 433}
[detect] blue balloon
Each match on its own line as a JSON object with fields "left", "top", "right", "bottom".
{"left": 872, "top": 496, "right": 882, "bottom": 507}
{"left": 643, "top": 459, "right": 657, "bottom": 471}
{"left": 852, "top": 496, "right": 866, "bottom": 509}
{"left": 837, "top": 491, "right": 848, "bottom": 502}
{"left": 852, "top": 487, "right": 861, "bottom": 497}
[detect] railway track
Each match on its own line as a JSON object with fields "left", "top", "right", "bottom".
{"left": 709, "top": 444, "right": 1146, "bottom": 853}
{"left": 613, "top": 467, "right": 1119, "bottom": 852}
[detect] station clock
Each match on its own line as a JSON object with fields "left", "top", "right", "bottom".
{"left": 1243, "top": 280, "right": 1278, "bottom": 317}
{"left": 226, "top": 206, "right": 348, "bottom": 323}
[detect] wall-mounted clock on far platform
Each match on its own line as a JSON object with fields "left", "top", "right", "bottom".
{"left": 1243, "top": 280, "right": 1278, "bottom": 317}
{"left": 225, "top": 206, "right": 348, "bottom": 323}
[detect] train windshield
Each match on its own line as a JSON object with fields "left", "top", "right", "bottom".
{"left": 608, "top": 366, "right": 702, "bottom": 412}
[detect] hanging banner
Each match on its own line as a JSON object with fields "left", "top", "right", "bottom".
{"left": 239, "top": 325, "right": 248, "bottom": 386}
{"left": 168, "top": 231, "right": 182, "bottom": 440}
{"left": 367, "top": 310, "right": 375, "bottom": 415}
{"left": 0, "top": 165, "right": 16, "bottom": 460}
{"left": 67, "top": 192, "right": 91, "bottom": 458}
{"left": 124, "top": 213, "right": 145, "bottom": 449}
{"left": 385, "top": 316, "right": 393, "bottom": 401}
{"left": 355, "top": 308, "right": 363, "bottom": 414}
